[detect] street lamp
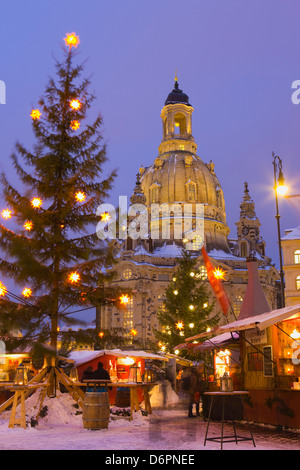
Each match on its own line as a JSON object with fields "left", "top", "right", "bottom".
{"left": 272, "top": 153, "right": 288, "bottom": 308}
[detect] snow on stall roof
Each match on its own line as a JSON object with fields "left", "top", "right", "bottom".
{"left": 69, "top": 349, "right": 168, "bottom": 366}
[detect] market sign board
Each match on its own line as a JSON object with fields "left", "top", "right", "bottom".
{"left": 245, "top": 328, "right": 267, "bottom": 346}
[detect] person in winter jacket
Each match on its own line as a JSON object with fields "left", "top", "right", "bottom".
{"left": 181, "top": 367, "right": 199, "bottom": 417}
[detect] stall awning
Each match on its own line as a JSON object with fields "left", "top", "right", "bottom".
{"left": 185, "top": 304, "right": 300, "bottom": 343}
{"left": 193, "top": 332, "right": 239, "bottom": 351}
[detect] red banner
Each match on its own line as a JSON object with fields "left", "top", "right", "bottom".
{"left": 201, "top": 246, "right": 230, "bottom": 315}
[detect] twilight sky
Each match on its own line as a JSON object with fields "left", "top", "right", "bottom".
{"left": 1, "top": 0, "right": 300, "bottom": 319}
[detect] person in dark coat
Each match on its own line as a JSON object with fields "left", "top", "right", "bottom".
{"left": 92, "top": 361, "right": 110, "bottom": 380}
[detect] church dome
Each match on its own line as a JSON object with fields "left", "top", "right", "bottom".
{"left": 165, "top": 80, "right": 191, "bottom": 107}
{"left": 137, "top": 79, "right": 230, "bottom": 253}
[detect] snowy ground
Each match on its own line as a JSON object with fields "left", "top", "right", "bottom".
{"left": 0, "top": 384, "right": 299, "bottom": 452}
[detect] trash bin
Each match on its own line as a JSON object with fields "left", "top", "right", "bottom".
{"left": 83, "top": 390, "right": 110, "bottom": 430}
{"left": 115, "top": 387, "right": 131, "bottom": 407}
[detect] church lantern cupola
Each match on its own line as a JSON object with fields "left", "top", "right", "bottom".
{"left": 159, "top": 74, "right": 197, "bottom": 156}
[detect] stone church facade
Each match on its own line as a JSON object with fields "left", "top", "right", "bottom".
{"left": 97, "top": 78, "right": 280, "bottom": 349}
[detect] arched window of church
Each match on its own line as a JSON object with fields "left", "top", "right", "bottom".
{"left": 122, "top": 268, "right": 132, "bottom": 280}
{"left": 294, "top": 250, "right": 300, "bottom": 264}
{"left": 187, "top": 183, "right": 196, "bottom": 201}
{"left": 233, "top": 295, "right": 243, "bottom": 316}
{"left": 240, "top": 241, "right": 248, "bottom": 258}
{"left": 192, "top": 235, "right": 203, "bottom": 250}
{"left": 124, "top": 297, "right": 134, "bottom": 343}
{"left": 174, "top": 113, "right": 187, "bottom": 135}
{"left": 151, "top": 186, "right": 159, "bottom": 203}
{"left": 296, "top": 275, "right": 300, "bottom": 291}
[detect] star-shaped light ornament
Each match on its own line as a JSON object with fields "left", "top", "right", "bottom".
{"left": 68, "top": 271, "right": 80, "bottom": 283}
{"left": 0, "top": 282, "right": 7, "bottom": 297}
{"left": 130, "top": 328, "right": 138, "bottom": 337}
{"left": 23, "top": 221, "right": 33, "bottom": 231}
{"left": 175, "top": 321, "right": 184, "bottom": 331}
{"left": 1, "top": 209, "right": 12, "bottom": 220}
{"left": 69, "top": 99, "right": 81, "bottom": 111}
{"left": 75, "top": 191, "right": 86, "bottom": 202}
{"left": 119, "top": 294, "right": 130, "bottom": 305}
{"left": 64, "top": 33, "right": 80, "bottom": 49}
{"left": 213, "top": 267, "right": 226, "bottom": 280}
{"left": 31, "top": 198, "right": 42, "bottom": 209}
{"left": 70, "top": 120, "right": 80, "bottom": 130}
{"left": 30, "top": 109, "right": 41, "bottom": 121}
{"left": 22, "top": 287, "right": 32, "bottom": 298}
{"left": 100, "top": 212, "right": 111, "bottom": 223}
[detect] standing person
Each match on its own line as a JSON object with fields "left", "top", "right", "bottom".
{"left": 181, "top": 367, "right": 198, "bottom": 417}
{"left": 92, "top": 361, "right": 111, "bottom": 380}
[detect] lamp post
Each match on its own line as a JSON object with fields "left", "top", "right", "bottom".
{"left": 272, "top": 153, "right": 288, "bottom": 308}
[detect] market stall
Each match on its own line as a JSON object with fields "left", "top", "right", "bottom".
{"left": 69, "top": 349, "right": 168, "bottom": 406}
{"left": 194, "top": 304, "right": 300, "bottom": 428}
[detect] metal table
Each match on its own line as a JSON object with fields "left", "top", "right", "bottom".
{"left": 204, "top": 391, "right": 256, "bottom": 449}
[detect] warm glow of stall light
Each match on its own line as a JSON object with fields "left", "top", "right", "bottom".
{"left": 0, "top": 282, "right": 7, "bottom": 297}
{"left": 70, "top": 120, "right": 80, "bottom": 130}
{"left": 31, "top": 197, "right": 42, "bottom": 208}
{"left": 75, "top": 191, "right": 86, "bottom": 202}
{"left": 291, "top": 329, "right": 300, "bottom": 340}
{"left": 64, "top": 33, "right": 80, "bottom": 49}
{"left": 68, "top": 271, "right": 80, "bottom": 283}
{"left": 119, "top": 294, "right": 130, "bottom": 305}
{"left": 182, "top": 238, "right": 189, "bottom": 243}
{"left": 22, "top": 287, "right": 32, "bottom": 298}
{"left": 175, "top": 321, "right": 184, "bottom": 331}
{"left": 117, "top": 356, "right": 135, "bottom": 366}
{"left": 213, "top": 267, "right": 226, "bottom": 280}
{"left": 1, "top": 209, "right": 12, "bottom": 220}
{"left": 30, "top": 109, "right": 41, "bottom": 120}
{"left": 100, "top": 212, "right": 111, "bottom": 222}
{"left": 23, "top": 220, "right": 33, "bottom": 231}
{"left": 70, "top": 99, "right": 81, "bottom": 111}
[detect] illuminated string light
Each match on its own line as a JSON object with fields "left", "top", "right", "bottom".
{"left": 100, "top": 212, "right": 111, "bottom": 222}
{"left": 119, "top": 294, "right": 130, "bottom": 305}
{"left": 22, "top": 287, "right": 32, "bottom": 298}
{"left": 64, "top": 33, "right": 80, "bottom": 49}
{"left": 213, "top": 267, "right": 226, "bottom": 280}
{"left": 70, "top": 120, "right": 80, "bottom": 130}
{"left": 175, "top": 321, "right": 184, "bottom": 331}
{"left": 130, "top": 328, "right": 138, "bottom": 337}
{"left": 30, "top": 109, "right": 41, "bottom": 120}
{"left": 75, "top": 191, "right": 86, "bottom": 202}
{"left": 1, "top": 209, "right": 12, "bottom": 220}
{"left": 31, "top": 198, "right": 42, "bottom": 209}
{"left": 0, "top": 282, "right": 7, "bottom": 297}
{"left": 68, "top": 271, "right": 80, "bottom": 283}
{"left": 70, "top": 99, "right": 81, "bottom": 111}
{"left": 23, "top": 221, "right": 33, "bottom": 231}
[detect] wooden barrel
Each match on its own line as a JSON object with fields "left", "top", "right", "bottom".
{"left": 115, "top": 387, "right": 131, "bottom": 407}
{"left": 83, "top": 391, "right": 110, "bottom": 430}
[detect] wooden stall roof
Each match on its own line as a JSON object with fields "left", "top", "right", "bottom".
{"left": 69, "top": 349, "right": 169, "bottom": 367}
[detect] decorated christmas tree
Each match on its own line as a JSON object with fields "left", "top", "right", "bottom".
{"left": 0, "top": 33, "right": 124, "bottom": 357}
{"left": 154, "top": 249, "right": 219, "bottom": 358}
